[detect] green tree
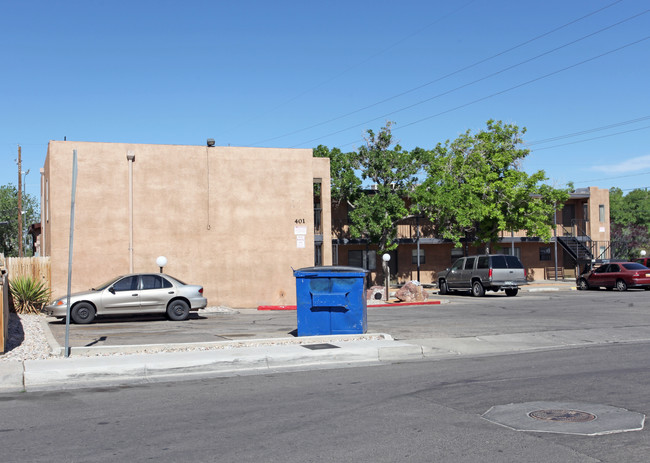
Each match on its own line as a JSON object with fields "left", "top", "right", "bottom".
{"left": 609, "top": 187, "right": 650, "bottom": 228}
{"left": 315, "top": 122, "right": 427, "bottom": 254}
{"left": 0, "top": 183, "right": 40, "bottom": 257}
{"left": 608, "top": 187, "right": 650, "bottom": 260}
{"left": 610, "top": 223, "right": 650, "bottom": 261}
{"left": 313, "top": 145, "right": 361, "bottom": 207}
{"left": 348, "top": 122, "right": 427, "bottom": 254}
{"left": 413, "top": 120, "right": 569, "bottom": 250}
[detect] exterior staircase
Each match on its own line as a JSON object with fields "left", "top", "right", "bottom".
{"left": 557, "top": 235, "right": 593, "bottom": 264}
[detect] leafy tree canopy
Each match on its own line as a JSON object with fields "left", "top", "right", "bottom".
{"left": 0, "top": 183, "right": 40, "bottom": 257}
{"left": 315, "top": 122, "right": 427, "bottom": 253}
{"left": 413, "top": 120, "right": 569, "bottom": 248}
{"left": 609, "top": 187, "right": 650, "bottom": 228}
{"left": 348, "top": 122, "right": 428, "bottom": 253}
{"left": 313, "top": 145, "right": 361, "bottom": 206}
{"left": 610, "top": 222, "right": 650, "bottom": 261}
{"left": 608, "top": 187, "right": 650, "bottom": 260}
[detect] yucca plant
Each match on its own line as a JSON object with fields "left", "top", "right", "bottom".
{"left": 9, "top": 276, "right": 51, "bottom": 315}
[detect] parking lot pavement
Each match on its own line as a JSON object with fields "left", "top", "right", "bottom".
{"left": 44, "top": 309, "right": 297, "bottom": 351}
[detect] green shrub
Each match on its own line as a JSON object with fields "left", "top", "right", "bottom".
{"left": 9, "top": 276, "right": 51, "bottom": 314}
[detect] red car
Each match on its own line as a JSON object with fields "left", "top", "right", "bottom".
{"left": 577, "top": 262, "right": 650, "bottom": 291}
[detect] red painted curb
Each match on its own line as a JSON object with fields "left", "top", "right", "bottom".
{"left": 258, "top": 305, "right": 297, "bottom": 311}
{"left": 257, "top": 301, "right": 442, "bottom": 310}
{"left": 369, "top": 301, "right": 442, "bottom": 308}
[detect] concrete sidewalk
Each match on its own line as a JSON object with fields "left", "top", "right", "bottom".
{"left": 2, "top": 334, "right": 424, "bottom": 393}
{"left": 0, "top": 278, "right": 581, "bottom": 394}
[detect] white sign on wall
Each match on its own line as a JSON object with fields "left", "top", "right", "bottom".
{"left": 296, "top": 235, "right": 306, "bottom": 248}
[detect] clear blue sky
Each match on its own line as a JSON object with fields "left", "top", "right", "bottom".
{"left": 2, "top": 0, "right": 649, "bottom": 202}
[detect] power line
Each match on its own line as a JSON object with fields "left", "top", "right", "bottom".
{"left": 530, "top": 124, "right": 650, "bottom": 151}
{"left": 296, "top": 34, "right": 650, "bottom": 149}
{"left": 527, "top": 115, "right": 650, "bottom": 145}
{"left": 229, "top": 0, "right": 478, "bottom": 138}
{"left": 249, "top": 0, "right": 627, "bottom": 147}
{"left": 574, "top": 171, "right": 650, "bottom": 184}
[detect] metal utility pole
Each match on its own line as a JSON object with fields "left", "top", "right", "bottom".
{"left": 17, "top": 146, "right": 23, "bottom": 257}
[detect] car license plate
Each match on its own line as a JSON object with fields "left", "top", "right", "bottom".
{"left": 505, "top": 281, "right": 515, "bottom": 286}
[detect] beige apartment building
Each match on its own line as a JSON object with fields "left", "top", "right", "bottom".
{"left": 40, "top": 141, "right": 332, "bottom": 308}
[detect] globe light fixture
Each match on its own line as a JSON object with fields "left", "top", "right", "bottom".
{"left": 156, "top": 255, "right": 168, "bottom": 273}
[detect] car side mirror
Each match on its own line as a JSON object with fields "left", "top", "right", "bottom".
{"left": 109, "top": 287, "right": 115, "bottom": 294}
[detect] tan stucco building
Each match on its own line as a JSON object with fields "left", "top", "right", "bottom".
{"left": 41, "top": 141, "right": 331, "bottom": 308}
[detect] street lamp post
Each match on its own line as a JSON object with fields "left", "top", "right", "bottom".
{"left": 382, "top": 253, "right": 391, "bottom": 301}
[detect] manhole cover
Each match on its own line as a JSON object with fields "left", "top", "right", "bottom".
{"left": 529, "top": 409, "right": 596, "bottom": 422}
{"left": 302, "top": 343, "right": 340, "bottom": 350}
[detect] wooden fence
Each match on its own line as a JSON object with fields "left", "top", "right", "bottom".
{"left": 4, "top": 256, "right": 51, "bottom": 290}
{"left": 0, "top": 255, "right": 52, "bottom": 354}
{"left": 1, "top": 271, "right": 8, "bottom": 354}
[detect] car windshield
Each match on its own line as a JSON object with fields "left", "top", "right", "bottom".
{"left": 623, "top": 263, "right": 649, "bottom": 270}
{"left": 92, "top": 276, "right": 125, "bottom": 291}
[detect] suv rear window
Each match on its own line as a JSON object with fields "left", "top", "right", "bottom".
{"left": 491, "top": 255, "right": 524, "bottom": 269}
{"left": 505, "top": 255, "right": 524, "bottom": 269}
{"left": 491, "top": 255, "right": 508, "bottom": 268}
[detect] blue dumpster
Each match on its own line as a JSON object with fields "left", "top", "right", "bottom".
{"left": 293, "top": 266, "right": 368, "bottom": 336}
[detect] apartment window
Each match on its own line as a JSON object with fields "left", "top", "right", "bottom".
{"left": 348, "top": 250, "right": 376, "bottom": 270}
{"left": 499, "top": 247, "right": 521, "bottom": 259}
{"left": 599, "top": 245, "right": 607, "bottom": 259}
{"left": 451, "top": 248, "right": 463, "bottom": 264}
{"left": 599, "top": 204, "right": 606, "bottom": 222}
{"left": 539, "top": 246, "right": 551, "bottom": 261}
{"left": 412, "top": 249, "right": 425, "bottom": 265}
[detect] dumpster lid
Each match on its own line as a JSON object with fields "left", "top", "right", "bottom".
{"left": 294, "top": 265, "right": 368, "bottom": 275}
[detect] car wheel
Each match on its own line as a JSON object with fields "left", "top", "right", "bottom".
{"left": 577, "top": 278, "right": 589, "bottom": 291}
{"left": 439, "top": 280, "right": 448, "bottom": 295}
{"left": 505, "top": 288, "right": 518, "bottom": 297}
{"left": 471, "top": 281, "right": 485, "bottom": 297}
{"left": 167, "top": 300, "right": 190, "bottom": 321}
{"left": 71, "top": 302, "right": 95, "bottom": 324}
{"left": 616, "top": 279, "right": 628, "bottom": 291}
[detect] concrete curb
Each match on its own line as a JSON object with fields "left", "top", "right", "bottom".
{"left": 21, "top": 337, "right": 423, "bottom": 392}
{"left": 0, "top": 362, "right": 24, "bottom": 393}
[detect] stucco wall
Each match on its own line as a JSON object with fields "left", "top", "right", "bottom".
{"left": 42, "top": 141, "right": 330, "bottom": 308}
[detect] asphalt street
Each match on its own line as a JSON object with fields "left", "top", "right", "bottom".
{"left": 2, "top": 341, "right": 649, "bottom": 462}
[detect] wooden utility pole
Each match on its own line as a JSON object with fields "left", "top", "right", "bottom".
{"left": 17, "top": 145, "right": 23, "bottom": 257}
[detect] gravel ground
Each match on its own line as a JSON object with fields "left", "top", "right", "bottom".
{"left": 1, "top": 313, "right": 53, "bottom": 362}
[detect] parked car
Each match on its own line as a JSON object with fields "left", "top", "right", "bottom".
{"left": 438, "top": 254, "right": 527, "bottom": 297}
{"left": 43, "top": 273, "right": 207, "bottom": 324}
{"left": 576, "top": 262, "right": 650, "bottom": 291}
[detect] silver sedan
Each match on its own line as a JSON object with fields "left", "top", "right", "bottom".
{"left": 43, "top": 273, "right": 208, "bottom": 324}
